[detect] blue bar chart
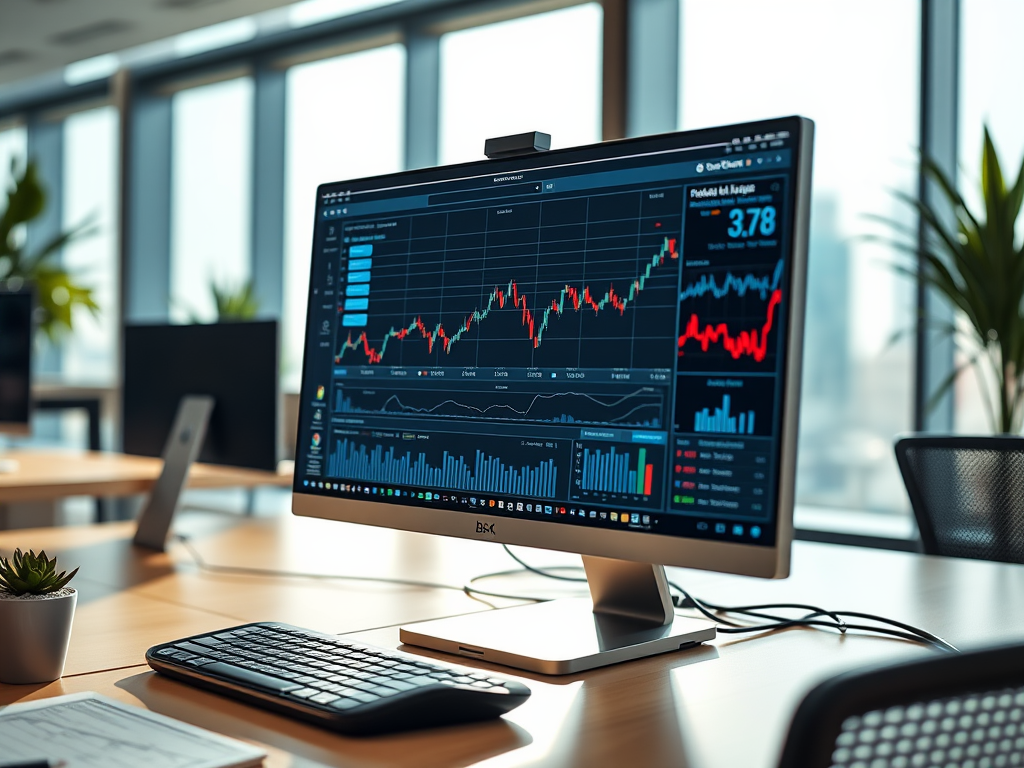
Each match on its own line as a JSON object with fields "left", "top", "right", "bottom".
{"left": 579, "top": 446, "right": 653, "bottom": 495}
{"left": 693, "top": 394, "right": 755, "bottom": 435}
{"left": 327, "top": 437, "right": 557, "bottom": 497}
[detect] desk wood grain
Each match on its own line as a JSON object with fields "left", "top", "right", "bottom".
{"left": 2, "top": 515, "right": 1024, "bottom": 768}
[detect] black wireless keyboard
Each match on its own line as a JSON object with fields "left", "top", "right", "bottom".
{"left": 146, "top": 622, "right": 531, "bottom": 735}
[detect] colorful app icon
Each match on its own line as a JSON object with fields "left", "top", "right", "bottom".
{"left": 311, "top": 433, "right": 321, "bottom": 447}
{"left": 316, "top": 385, "right": 325, "bottom": 400}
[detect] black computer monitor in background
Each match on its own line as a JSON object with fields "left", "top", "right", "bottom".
{"left": 123, "top": 321, "right": 279, "bottom": 471}
{"left": 0, "top": 289, "right": 32, "bottom": 436}
{"left": 292, "top": 117, "right": 813, "bottom": 673}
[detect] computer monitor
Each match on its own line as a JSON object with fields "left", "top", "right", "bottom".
{"left": 292, "top": 117, "right": 814, "bottom": 673}
{"left": 123, "top": 321, "right": 279, "bottom": 471}
{"left": 0, "top": 288, "right": 32, "bottom": 436}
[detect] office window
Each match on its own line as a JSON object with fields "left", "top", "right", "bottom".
{"left": 171, "top": 76, "right": 254, "bottom": 323}
{"left": 679, "top": 1, "right": 920, "bottom": 516}
{"left": 438, "top": 4, "right": 603, "bottom": 165}
{"left": 956, "top": 0, "right": 1024, "bottom": 434}
{"left": 282, "top": 45, "right": 405, "bottom": 387}
{"left": 62, "top": 106, "right": 119, "bottom": 383}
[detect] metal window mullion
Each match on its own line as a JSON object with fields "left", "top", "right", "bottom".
{"left": 625, "top": 0, "right": 679, "bottom": 138}
{"left": 124, "top": 85, "right": 173, "bottom": 323}
{"left": 915, "top": 0, "right": 958, "bottom": 433}
{"left": 25, "top": 110, "right": 64, "bottom": 375}
{"left": 404, "top": 29, "right": 439, "bottom": 170}
{"left": 251, "top": 59, "right": 286, "bottom": 319}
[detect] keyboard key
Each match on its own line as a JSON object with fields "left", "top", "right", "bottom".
{"left": 191, "top": 636, "right": 224, "bottom": 647}
{"left": 310, "top": 692, "right": 340, "bottom": 705}
{"left": 407, "top": 676, "right": 438, "bottom": 686}
{"left": 330, "top": 698, "right": 361, "bottom": 711}
{"left": 203, "top": 662, "right": 303, "bottom": 693}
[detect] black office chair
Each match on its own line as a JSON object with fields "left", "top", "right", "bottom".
{"left": 778, "top": 643, "right": 1024, "bottom": 768}
{"left": 894, "top": 435, "right": 1024, "bottom": 563}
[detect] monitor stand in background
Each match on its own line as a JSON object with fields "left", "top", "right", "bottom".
{"left": 133, "top": 395, "right": 214, "bottom": 551}
{"left": 400, "top": 558, "right": 716, "bottom": 674}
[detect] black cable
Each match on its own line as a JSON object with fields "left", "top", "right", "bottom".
{"left": 174, "top": 534, "right": 550, "bottom": 607}
{"left": 501, "top": 544, "right": 588, "bottom": 583}
{"left": 173, "top": 535, "right": 958, "bottom": 654}
{"left": 502, "top": 545, "right": 959, "bottom": 653}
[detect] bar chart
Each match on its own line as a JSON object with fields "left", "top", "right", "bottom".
{"left": 573, "top": 442, "right": 660, "bottom": 502}
{"left": 326, "top": 436, "right": 558, "bottom": 497}
{"left": 693, "top": 394, "right": 756, "bottom": 435}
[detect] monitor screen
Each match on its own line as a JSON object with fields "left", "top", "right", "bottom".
{"left": 123, "top": 321, "right": 279, "bottom": 471}
{"left": 293, "top": 117, "right": 812, "bottom": 578}
{"left": 0, "top": 289, "right": 32, "bottom": 434}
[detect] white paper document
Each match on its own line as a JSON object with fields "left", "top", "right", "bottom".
{"left": 0, "top": 691, "right": 265, "bottom": 768}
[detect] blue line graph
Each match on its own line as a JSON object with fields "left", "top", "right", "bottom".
{"left": 680, "top": 260, "right": 783, "bottom": 302}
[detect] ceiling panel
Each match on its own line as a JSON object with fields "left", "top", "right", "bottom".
{"left": 0, "top": 0, "right": 299, "bottom": 88}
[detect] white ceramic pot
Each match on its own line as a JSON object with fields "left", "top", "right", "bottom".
{"left": 0, "top": 588, "right": 77, "bottom": 684}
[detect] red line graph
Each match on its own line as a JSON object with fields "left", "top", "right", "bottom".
{"left": 677, "top": 289, "right": 781, "bottom": 362}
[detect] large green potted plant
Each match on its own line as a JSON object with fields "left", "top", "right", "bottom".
{"left": 0, "top": 159, "right": 99, "bottom": 340}
{"left": 886, "top": 128, "right": 1024, "bottom": 433}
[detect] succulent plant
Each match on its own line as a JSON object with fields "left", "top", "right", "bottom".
{"left": 0, "top": 548, "right": 79, "bottom": 596}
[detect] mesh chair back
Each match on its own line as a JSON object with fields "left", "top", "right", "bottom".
{"left": 895, "top": 435, "right": 1024, "bottom": 563}
{"left": 778, "top": 643, "right": 1024, "bottom": 768}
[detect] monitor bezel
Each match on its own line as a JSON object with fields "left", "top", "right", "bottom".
{"left": 292, "top": 116, "right": 814, "bottom": 579}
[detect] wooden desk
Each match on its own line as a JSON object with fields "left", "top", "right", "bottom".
{"left": 2, "top": 514, "right": 1024, "bottom": 768}
{"left": 0, "top": 450, "right": 292, "bottom": 504}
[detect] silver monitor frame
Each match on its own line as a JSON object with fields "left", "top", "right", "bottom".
{"left": 293, "top": 117, "right": 814, "bottom": 670}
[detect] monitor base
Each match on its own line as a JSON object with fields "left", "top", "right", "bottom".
{"left": 400, "top": 597, "right": 716, "bottom": 675}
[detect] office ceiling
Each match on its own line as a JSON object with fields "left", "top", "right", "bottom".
{"left": 0, "top": 0, "right": 299, "bottom": 88}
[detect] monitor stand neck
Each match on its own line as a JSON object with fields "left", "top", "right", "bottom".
{"left": 583, "top": 556, "right": 674, "bottom": 626}
{"left": 400, "top": 556, "right": 714, "bottom": 675}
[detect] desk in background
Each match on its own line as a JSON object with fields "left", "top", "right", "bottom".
{"left": 1, "top": 514, "right": 1023, "bottom": 768}
{"left": 0, "top": 449, "right": 292, "bottom": 527}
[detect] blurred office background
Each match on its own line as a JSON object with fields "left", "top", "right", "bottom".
{"left": 0, "top": 0, "right": 1012, "bottom": 543}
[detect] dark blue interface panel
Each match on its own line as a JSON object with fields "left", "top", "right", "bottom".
{"left": 297, "top": 123, "right": 802, "bottom": 547}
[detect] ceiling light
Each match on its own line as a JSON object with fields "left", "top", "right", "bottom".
{"left": 174, "top": 17, "right": 258, "bottom": 58}
{"left": 64, "top": 53, "right": 120, "bottom": 85}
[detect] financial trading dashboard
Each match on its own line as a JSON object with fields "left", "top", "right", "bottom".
{"left": 297, "top": 123, "right": 802, "bottom": 548}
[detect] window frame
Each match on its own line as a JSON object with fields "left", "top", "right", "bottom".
{"left": 0, "top": 0, "right": 964, "bottom": 549}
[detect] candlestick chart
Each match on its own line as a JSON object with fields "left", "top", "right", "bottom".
{"left": 334, "top": 189, "right": 683, "bottom": 370}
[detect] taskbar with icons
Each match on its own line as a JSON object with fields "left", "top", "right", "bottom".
{"left": 298, "top": 477, "right": 775, "bottom": 545}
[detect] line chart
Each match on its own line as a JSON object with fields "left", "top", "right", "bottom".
{"left": 338, "top": 236, "right": 678, "bottom": 366}
{"left": 679, "top": 260, "right": 783, "bottom": 302}
{"left": 677, "top": 288, "right": 782, "bottom": 363}
{"left": 335, "top": 386, "right": 665, "bottom": 428}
